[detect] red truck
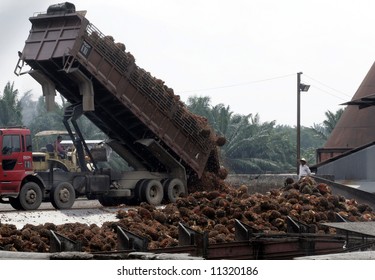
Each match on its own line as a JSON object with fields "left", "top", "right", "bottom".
{"left": 0, "top": 127, "right": 36, "bottom": 209}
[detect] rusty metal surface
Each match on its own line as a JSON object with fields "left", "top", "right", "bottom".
{"left": 113, "top": 234, "right": 346, "bottom": 260}
{"left": 343, "top": 93, "right": 375, "bottom": 109}
{"left": 110, "top": 221, "right": 347, "bottom": 260}
{"left": 323, "top": 61, "right": 375, "bottom": 151}
{"left": 18, "top": 9, "right": 220, "bottom": 179}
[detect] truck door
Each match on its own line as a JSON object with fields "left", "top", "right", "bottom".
{"left": 0, "top": 133, "right": 28, "bottom": 193}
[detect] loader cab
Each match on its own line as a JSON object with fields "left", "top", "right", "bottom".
{"left": 32, "top": 130, "right": 79, "bottom": 172}
{"left": 32, "top": 130, "right": 108, "bottom": 172}
{"left": 0, "top": 127, "right": 33, "bottom": 194}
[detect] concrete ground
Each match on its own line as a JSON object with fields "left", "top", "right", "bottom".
{"left": 0, "top": 199, "right": 120, "bottom": 229}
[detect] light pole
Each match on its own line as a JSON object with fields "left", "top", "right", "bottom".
{"left": 296, "top": 72, "right": 310, "bottom": 174}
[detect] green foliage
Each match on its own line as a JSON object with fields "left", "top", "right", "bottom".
{"left": 28, "top": 96, "right": 66, "bottom": 136}
{"left": 0, "top": 82, "right": 23, "bottom": 126}
{"left": 187, "top": 96, "right": 295, "bottom": 174}
{"left": 310, "top": 109, "right": 344, "bottom": 141}
{"left": 2, "top": 83, "right": 341, "bottom": 175}
{"left": 27, "top": 96, "right": 106, "bottom": 141}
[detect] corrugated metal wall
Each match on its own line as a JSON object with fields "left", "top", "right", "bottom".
{"left": 317, "top": 144, "right": 375, "bottom": 180}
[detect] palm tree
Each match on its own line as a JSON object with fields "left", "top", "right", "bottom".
{"left": 221, "top": 113, "right": 269, "bottom": 173}
{"left": 0, "top": 82, "right": 23, "bottom": 126}
{"left": 222, "top": 113, "right": 288, "bottom": 173}
{"left": 311, "top": 108, "right": 344, "bottom": 140}
{"left": 187, "top": 95, "right": 295, "bottom": 173}
{"left": 28, "top": 96, "right": 66, "bottom": 134}
{"left": 186, "top": 95, "right": 212, "bottom": 121}
{"left": 209, "top": 103, "right": 232, "bottom": 136}
{"left": 323, "top": 109, "right": 344, "bottom": 133}
{"left": 19, "top": 90, "right": 36, "bottom": 126}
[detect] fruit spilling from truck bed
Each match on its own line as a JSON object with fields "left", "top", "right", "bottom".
{"left": 1, "top": 175, "right": 374, "bottom": 253}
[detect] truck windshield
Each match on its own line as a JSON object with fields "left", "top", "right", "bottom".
{"left": 2, "top": 135, "right": 21, "bottom": 155}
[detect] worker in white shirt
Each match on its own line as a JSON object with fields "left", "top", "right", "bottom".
{"left": 298, "top": 157, "right": 311, "bottom": 180}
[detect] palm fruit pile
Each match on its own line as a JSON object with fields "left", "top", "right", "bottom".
{"left": 0, "top": 174, "right": 374, "bottom": 253}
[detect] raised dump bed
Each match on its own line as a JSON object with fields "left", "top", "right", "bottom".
{"left": 15, "top": 3, "right": 221, "bottom": 183}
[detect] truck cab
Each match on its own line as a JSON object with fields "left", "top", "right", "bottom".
{"left": 0, "top": 127, "right": 33, "bottom": 201}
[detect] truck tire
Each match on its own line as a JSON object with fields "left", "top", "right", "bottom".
{"left": 98, "top": 196, "right": 113, "bottom": 207}
{"left": 98, "top": 196, "right": 123, "bottom": 207}
{"left": 141, "top": 179, "right": 163, "bottom": 205}
{"left": 123, "top": 180, "right": 145, "bottom": 205}
{"left": 19, "top": 182, "right": 43, "bottom": 210}
{"left": 51, "top": 182, "right": 75, "bottom": 209}
{"left": 9, "top": 197, "right": 23, "bottom": 210}
{"left": 163, "top": 178, "right": 186, "bottom": 203}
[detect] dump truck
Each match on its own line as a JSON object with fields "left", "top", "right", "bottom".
{"left": 1, "top": 2, "right": 223, "bottom": 210}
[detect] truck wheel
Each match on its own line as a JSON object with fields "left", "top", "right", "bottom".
{"left": 163, "top": 178, "right": 186, "bottom": 203}
{"left": 98, "top": 196, "right": 122, "bottom": 207}
{"left": 124, "top": 179, "right": 146, "bottom": 205}
{"left": 141, "top": 179, "right": 163, "bottom": 205}
{"left": 19, "top": 182, "right": 43, "bottom": 210}
{"left": 9, "top": 197, "right": 23, "bottom": 210}
{"left": 98, "top": 196, "right": 113, "bottom": 207}
{"left": 51, "top": 182, "right": 75, "bottom": 209}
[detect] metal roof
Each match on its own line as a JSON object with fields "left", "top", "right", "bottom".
{"left": 324, "top": 61, "right": 375, "bottom": 149}
{"left": 342, "top": 93, "right": 375, "bottom": 109}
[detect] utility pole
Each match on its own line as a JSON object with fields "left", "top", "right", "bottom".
{"left": 296, "top": 72, "right": 302, "bottom": 174}
{"left": 296, "top": 72, "right": 310, "bottom": 175}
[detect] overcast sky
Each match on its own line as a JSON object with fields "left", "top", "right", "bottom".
{"left": 1, "top": 0, "right": 375, "bottom": 127}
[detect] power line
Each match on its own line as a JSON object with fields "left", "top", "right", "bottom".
{"left": 176, "top": 72, "right": 353, "bottom": 104}
{"left": 304, "top": 74, "right": 352, "bottom": 98}
{"left": 308, "top": 84, "right": 349, "bottom": 102}
{"left": 177, "top": 73, "right": 295, "bottom": 94}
